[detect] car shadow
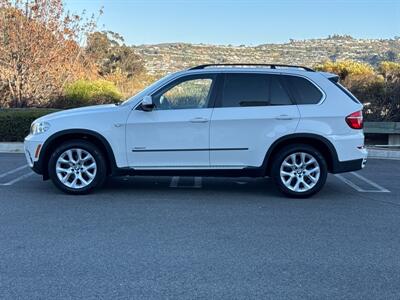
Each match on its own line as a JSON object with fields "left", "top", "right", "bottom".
{"left": 34, "top": 175, "right": 348, "bottom": 202}
{"left": 101, "top": 175, "right": 274, "bottom": 194}
{"left": 99, "top": 175, "right": 312, "bottom": 200}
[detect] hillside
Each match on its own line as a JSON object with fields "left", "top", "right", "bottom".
{"left": 132, "top": 35, "right": 400, "bottom": 75}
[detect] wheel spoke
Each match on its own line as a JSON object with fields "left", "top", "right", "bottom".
{"left": 290, "top": 154, "right": 297, "bottom": 165}
{"left": 281, "top": 170, "right": 293, "bottom": 177}
{"left": 301, "top": 178, "right": 311, "bottom": 190}
{"left": 307, "top": 174, "right": 318, "bottom": 183}
{"left": 62, "top": 172, "right": 73, "bottom": 184}
{"left": 305, "top": 158, "right": 316, "bottom": 165}
{"left": 77, "top": 173, "right": 88, "bottom": 185}
{"left": 293, "top": 178, "right": 301, "bottom": 192}
{"left": 82, "top": 154, "right": 91, "bottom": 162}
{"left": 84, "top": 169, "right": 96, "bottom": 179}
{"left": 56, "top": 166, "right": 70, "bottom": 173}
{"left": 282, "top": 160, "right": 293, "bottom": 167}
{"left": 82, "top": 162, "right": 96, "bottom": 172}
{"left": 305, "top": 167, "right": 319, "bottom": 175}
{"left": 77, "top": 149, "right": 83, "bottom": 161}
{"left": 70, "top": 176, "right": 78, "bottom": 188}
{"left": 67, "top": 150, "right": 76, "bottom": 163}
{"left": 58, "top": 157, "right": 69, "bottom": 164}
{"left": 300, "top": 153, "right": 306, "bottom": 164}
{"left": 284, "top": 176, "right": 294, "bottom": 185}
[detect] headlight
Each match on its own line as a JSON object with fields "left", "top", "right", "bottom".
{"left": 30, "top": 121, "right": 50, "bottom": 135}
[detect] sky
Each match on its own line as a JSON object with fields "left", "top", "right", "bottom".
{"left": 64, "top": 0, "right": 400, "bottom": 46}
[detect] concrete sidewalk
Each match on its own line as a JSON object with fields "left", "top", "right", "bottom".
{"left": 367, "top": 147, "right": 400, "bottom": 160}
{"left": 1, "top": 142, "right": 400, "bottom": 160}
{"left": 0, "top": 142, "right": 24, "bottom": 153}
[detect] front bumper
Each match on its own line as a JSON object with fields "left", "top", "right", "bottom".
{"left": 24, "top": 135, "right": 45, "bottom": 174}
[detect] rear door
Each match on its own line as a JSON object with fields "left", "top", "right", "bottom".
{"left": 210, "top": 73, "right": 300, "bottom": 168}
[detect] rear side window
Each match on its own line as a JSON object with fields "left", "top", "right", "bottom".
{"left": 284, "top": 75, "right": 323, "bottom": 104}
{"left": 269, "top": 76, "right": 292, "bottom": 105}
{"left": 218, "top": 73, "right": 292, "bottom": 107}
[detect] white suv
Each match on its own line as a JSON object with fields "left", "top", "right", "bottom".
{"left": 24, "top": 64, "right": 367, "bottom": 197}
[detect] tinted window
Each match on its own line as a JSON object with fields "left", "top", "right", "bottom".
{"left": 219, "top": 73, "right": 292, "bottom": 107}
{"left": 152, "top": 76, "right": 214, "bottom": 110}
{"left": 269, "top": 76, "right": 292, "bottom": 105}
{"left": 284, "top": 76, "right": 323, "bottom": 104}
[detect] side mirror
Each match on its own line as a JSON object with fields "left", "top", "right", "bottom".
{"left": 141, "top": 95, "right": 155, "bottom": 111}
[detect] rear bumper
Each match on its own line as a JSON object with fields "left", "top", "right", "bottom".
{"left": 330, "top": 136, "right": 368, "bottom": 173}
{"left": 331, "top": 158, "right": 366, "bottom": 174}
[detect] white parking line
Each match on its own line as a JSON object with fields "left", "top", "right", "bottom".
{"left": 235, "top": 181, "right": 248, "bottom": 185}
{"left": 335, "top": 174, "right": 365, "bottom": 192}
{"left": 169, "top": 176, "right": 179, "bottom": 188}
{"left": 350, "top": 172, "right": 390, "bottom": 193}
{"left": 334, "top": 173, "right": 390, "bottom": 193}
{"left": 194, "top": 177, "right": 202, "bottom": 188}
{"left": 0, "top": 172, "right": 34, "bottom": 186}
{"left": 0, "top": 165, "right": 28, "bottom": 179}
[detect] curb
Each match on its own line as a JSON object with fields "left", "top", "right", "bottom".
{"left": 0, "top": 142, "right": 24, "bottom": 153}
{"left": 367, "top": 148, "right": 400, "bottom": 160}
{"left": 0, "top": 142, "right": 400, "bottom": 160}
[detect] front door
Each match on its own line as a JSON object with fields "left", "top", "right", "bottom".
{"left": 126, "top": 74, "right": 216, "bottom": 168}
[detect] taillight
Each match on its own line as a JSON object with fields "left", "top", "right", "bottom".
{"left": 345, "top": 111, "right": 363, "bottom": 129}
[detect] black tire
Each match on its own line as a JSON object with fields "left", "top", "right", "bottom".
{"left": 271, "top": 144, "right": 328, "bottom": 198}
{"left": 48, "top": 140, "right": 107, "bottom": 194}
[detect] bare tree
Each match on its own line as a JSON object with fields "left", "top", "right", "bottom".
{"left": 0, "top": 0, "right": 101, "bottom": 107}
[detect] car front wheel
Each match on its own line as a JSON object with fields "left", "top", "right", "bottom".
{"left": 271, "top": 144, "right": 328, "bottom": 198}
{"left": 48, "top": 140, "right": 107, "bottom": 194}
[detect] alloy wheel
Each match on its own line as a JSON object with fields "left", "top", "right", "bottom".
{"left": 279, "top": 152, "right": 320, "bottom": 193}
{"left": 55, "top": 148, "right": 97, "bottom": 189}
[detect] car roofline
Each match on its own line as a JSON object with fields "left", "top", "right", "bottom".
{"left": 182, "top": 67, "right": 314, "bottom": 75}
{"left": 189, "top": 63, "right": 314, "bottom": 71}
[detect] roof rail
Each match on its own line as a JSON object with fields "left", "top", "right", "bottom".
{"left": 189, "top": 63, "right": 314, "bottom": 72}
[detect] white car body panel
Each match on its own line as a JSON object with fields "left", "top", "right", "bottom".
{"left": 24, "top": 67, "right": 368, "bottom": 179}
{"left": 25, "top": 104, "right": 131, "bottom": 168}
{"left": 292, "top": 72, "right": 366, "bottom": 162}
{"left": 126, "top": 108, "right": 213, "bottom": 168}
{"left": 210, "top": 105, "right": 300, "bottom": 167}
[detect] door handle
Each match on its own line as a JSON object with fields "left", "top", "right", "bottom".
{"left": 275, "top": 114, "right": 293, "bottom": 120}
{"left": 189, "top": 117, "right": 209, "bottom": 123}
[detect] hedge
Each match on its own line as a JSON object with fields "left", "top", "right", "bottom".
{"left": 0, "top": 109, "right": 60, "bottom": 142}
{"left": 54, "top": 79, "right": 123, "bottom": 108}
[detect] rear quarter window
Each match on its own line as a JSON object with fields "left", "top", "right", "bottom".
{"left": 331, "top": 81, "right": 361, "bottom": 104}
{"left": 284, "top": 75, "right": 323, "bottom": 104}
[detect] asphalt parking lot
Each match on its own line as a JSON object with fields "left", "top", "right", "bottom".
{"left": 0, "top": 153, "right": 400, "bottom": 299}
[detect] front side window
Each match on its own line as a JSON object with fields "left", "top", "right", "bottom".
{"left": 218, "top": 73, "right": 292, "bottom": 108}
{"left": 152, "top": 76, "right": 214, "bottom": 110}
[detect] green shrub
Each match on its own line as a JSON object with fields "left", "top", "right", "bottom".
{"left": 56, "top": 79, "right": 123, "bottom": 108}
{"left": 0, "top": 109, "right": 59, "bottom": 142}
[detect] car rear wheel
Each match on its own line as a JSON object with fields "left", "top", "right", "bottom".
{"left": 271, "top": 144, "right": 327, "bottom": 198}
{"left": 48, "top": 140, "right": 107, "bottom": 194}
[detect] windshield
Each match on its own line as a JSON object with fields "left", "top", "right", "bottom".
{"left": 120, "top": 73, "right": 177, "bottom": 106}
